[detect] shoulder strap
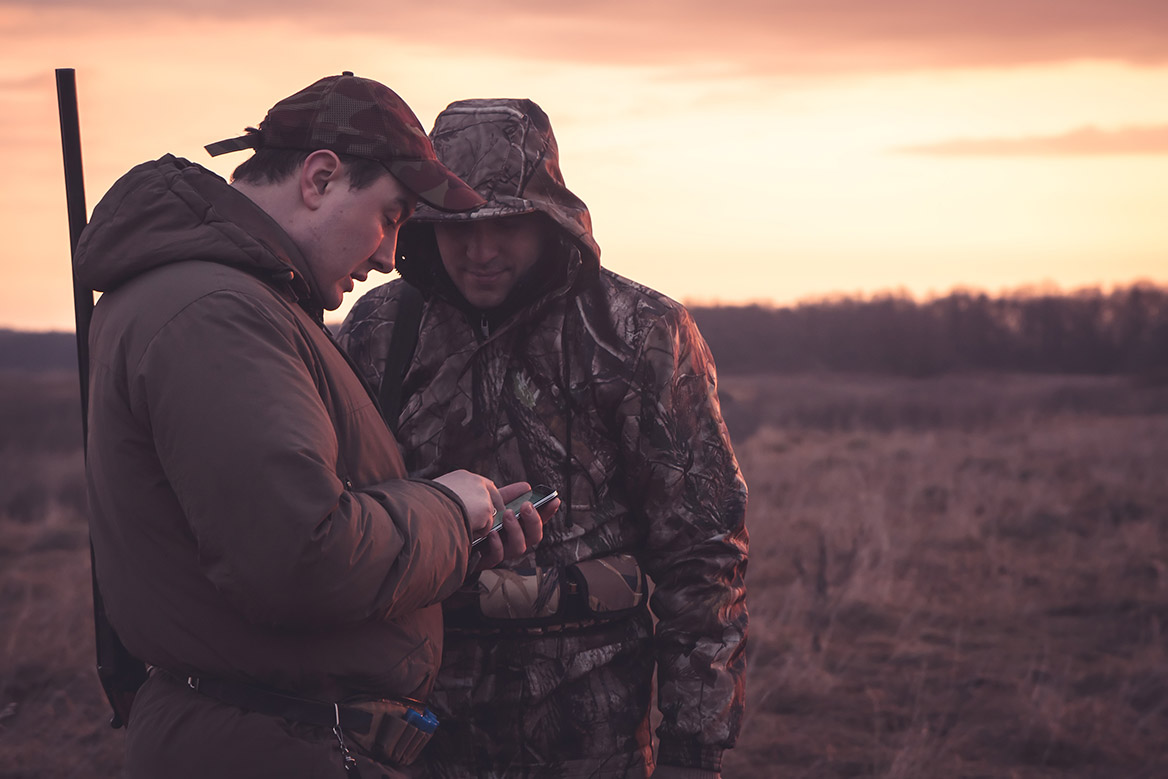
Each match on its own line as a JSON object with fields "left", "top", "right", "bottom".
{"left": 378, "top": 283, "right": 425, "bottom": 432}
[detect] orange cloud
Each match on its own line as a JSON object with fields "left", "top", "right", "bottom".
{"left": 0, "top": 74, "right": 45, "bottom": 92}
{"left": 6, "top": 1, "right": 1168, "bottom": 74}
{"left": 897, "top": 125, "right": 1168, "bottom": 156}
{"left": 0, "top": 72, "right": 56, "bottom": 154}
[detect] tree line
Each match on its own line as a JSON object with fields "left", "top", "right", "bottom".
{"left": 690, "top": 283, "right": 1168, "bottom": 377}
{"left": 4, "top": 283, "right": 1166, "bottom": 377}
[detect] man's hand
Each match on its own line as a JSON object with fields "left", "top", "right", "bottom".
{"left": 433, "top": 473, "right": 558, "bottom": 571}
{"left": 473, "top": 481, "right": 557, "bottom": 570}
{"left": 433, "top": 469, "right": 503, "bottom": 540}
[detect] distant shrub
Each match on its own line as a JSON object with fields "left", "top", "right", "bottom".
{"left": 692, "top": 283, "right": 1168, "bottom": 377}
{"left": 0, "top": 372, "right": 83, "bottom": 452}
{"left": 0, "top": 330, "right": 77, "bottom": 372}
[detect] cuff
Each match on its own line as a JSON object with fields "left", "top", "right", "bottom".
{"left": 411, "top": 477, "right": 475, "bottom": 582}
{"left": 412, "top": 477, "right": 473, "bottom": 544}
{"left": 652, "top": 766, "right": 721, "bottom": 779}
{"left": 656, "top": 740, "right": 723, "bottom": 773}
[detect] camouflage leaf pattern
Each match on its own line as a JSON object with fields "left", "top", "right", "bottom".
{"left": 340, "top": 272, "right": 748, "bottom": 774}
{"left": 204, "top": 73, "right": 483, "bottom": 212}
{"left": 396, "top": 98, "right": 600, "bottom": 273}
{"left": 338, "top": 96, "right": 747, "bottom": 776}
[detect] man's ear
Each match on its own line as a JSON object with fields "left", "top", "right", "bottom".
{"left": 300, "top": 150, "right": 344, "bottom": 210}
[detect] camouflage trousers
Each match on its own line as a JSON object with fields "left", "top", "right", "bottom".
{"left": 407, "top": 610, "right": 655, "bottom": 779}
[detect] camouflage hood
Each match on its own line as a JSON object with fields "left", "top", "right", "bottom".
{"left": 396, "top": 98, "right": 601, "bottom": 290}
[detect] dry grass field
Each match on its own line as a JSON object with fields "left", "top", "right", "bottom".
{"left": 721, "top": 373, "right": 1168, "bottom": 778}
{"left": 1, "top": 370, "right": 1166, "bottom": 777}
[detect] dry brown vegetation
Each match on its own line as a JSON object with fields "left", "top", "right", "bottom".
{"left": 2, "top": 370, "right": 1166, "bottom": 777}
{"left": 722, "top": 373, "right": 1168, "bottom": 778}
{"left": 0, "top": 372, "right": 120, "bottom": 777}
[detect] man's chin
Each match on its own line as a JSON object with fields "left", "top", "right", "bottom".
{"left": 468, "top": 295, "right": 505, "bottom": 309}
{"left": 462, "top": 284, "right": 507, "bottom": 309}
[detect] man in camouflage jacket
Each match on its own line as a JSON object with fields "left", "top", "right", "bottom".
{"left": 339, "top": 98, "right": 748, "bottom": 779}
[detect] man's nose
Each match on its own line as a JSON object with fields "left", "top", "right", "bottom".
{"left": 466, "top": 226, "right": 498, "bottom": 263}
{"left": 370, "top": 234, "right": 397, "bottom": 273}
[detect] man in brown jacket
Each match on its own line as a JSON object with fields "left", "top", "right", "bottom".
{"left": 340, "top": 99, "right": 748, "bottom": 778}
{"left": 75, "top": 74, "right": 554, "bottom": 778}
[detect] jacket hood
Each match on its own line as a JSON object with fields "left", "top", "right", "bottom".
{"left": 75, "top": 155, "right": 312, "bottom": 302}
{"left": 396, "top": 99, "right": 600, "bottom": 290}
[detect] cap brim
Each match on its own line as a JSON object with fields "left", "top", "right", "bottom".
{"left": 387, "top": 159, "right": 485, "bottom": 212}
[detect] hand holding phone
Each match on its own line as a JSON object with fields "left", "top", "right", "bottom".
{"left": 472, "top": 484, "right": 558, "bottom": 548}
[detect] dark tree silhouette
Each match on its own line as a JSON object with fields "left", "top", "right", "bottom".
{"left": 691, "top": 283, "right": 1168, "bottom": 378}
{"left": 4, "top": 284, "right": 1167, "bottom": 378}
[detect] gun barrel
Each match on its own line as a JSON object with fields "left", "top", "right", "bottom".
{"left": 55, "top": 67, "right": 93, "bottom": 444}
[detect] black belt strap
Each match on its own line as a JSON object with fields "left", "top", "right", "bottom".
{"left": 181, "top": 673, "right": 374, "bottom": 733}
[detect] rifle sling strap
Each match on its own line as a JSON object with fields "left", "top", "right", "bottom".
{"left": 377, "top": 283, "right": 424, "bottom": 433}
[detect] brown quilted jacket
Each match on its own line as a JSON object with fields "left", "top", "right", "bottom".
{"left": 75, "top": 155, "right": 472, "bottom": 778}
{"left": 339, "top": 100, "right": 748, "bottom": 774}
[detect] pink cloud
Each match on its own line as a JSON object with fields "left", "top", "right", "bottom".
{"left": 9, "top": 0, "right": 1168, "bottom": 73}
{"left": 0, "top": 73, "right": 50, "bottom": 93}
{"left": 898, "top": 125, "right": 1168, "bottom": 156}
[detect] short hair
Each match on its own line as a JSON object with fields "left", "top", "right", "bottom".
{"left": 231, "top": 148, "right": 389, "bottom": 190}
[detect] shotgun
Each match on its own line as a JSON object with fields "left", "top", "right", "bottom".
{"left": 55, "top": 67, "right": 148, "bottom": 730}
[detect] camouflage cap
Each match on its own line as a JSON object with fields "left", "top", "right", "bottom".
{"left": 205, "top": 72, "right": 484, "bottom": 212}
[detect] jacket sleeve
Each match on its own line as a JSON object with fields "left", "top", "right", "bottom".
{"left": 129, "top": 289, "right": 470, "bottom": 630}
{"left": 621, "top": 307, "right": 749, "bottom": 773}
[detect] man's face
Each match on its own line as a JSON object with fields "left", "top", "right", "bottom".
{"left": 434, "top": 214, "right": 547, "bottom": 309}
{"left": 299, "top": 168, "right": 415, "bottom": 310}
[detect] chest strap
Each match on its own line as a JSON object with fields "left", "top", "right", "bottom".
{"left": 377, "top": 282, "right": 424, "bottom": 432}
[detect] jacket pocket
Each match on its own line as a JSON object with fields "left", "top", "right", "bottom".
{"left": 452, "top": 555, "right": 648, "bottom": 630}
{"left": 564, "top": 554, "right": 648, "bottom": 618}
{"left": 476, "top": 566, "right": 562, "bottom": 621}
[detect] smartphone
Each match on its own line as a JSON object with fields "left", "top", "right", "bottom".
{"left": 471, "top": 484, "right": 558, "bottom": 547}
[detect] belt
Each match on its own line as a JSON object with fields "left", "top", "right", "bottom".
{"left": 183, "top": 674, "right": 376, "bottom": 731}
{"left": 172, "top": 671, "right": 438, "bottom": 770}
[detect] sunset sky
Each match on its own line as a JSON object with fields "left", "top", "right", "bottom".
{"left": 3, "top": 1, "right": 1168, "bottom": 331}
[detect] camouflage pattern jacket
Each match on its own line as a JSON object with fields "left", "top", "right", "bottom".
{"left": 339, "top": 99, "right": 748, "bottom": 775}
